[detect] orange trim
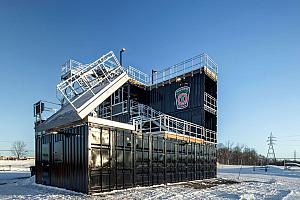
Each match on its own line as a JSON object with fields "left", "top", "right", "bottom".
{"left": 164, "top": 132, "right": 205, "bottom": 144}
{"left": 128, "top": 79, "right": 145, "bottom": 86}
{"left": 203, "top": 67, "right": 217, "bottom": 81}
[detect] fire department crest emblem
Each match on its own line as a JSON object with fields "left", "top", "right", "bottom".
{"left": 175, "top": 86, "right": 190, "bottom": 109}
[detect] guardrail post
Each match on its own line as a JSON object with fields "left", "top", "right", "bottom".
{"left": 167, "top": 116, "right": 170, "bottom": 132}
{"left": 159, "top": 116, "right": 162, "bottom": 132}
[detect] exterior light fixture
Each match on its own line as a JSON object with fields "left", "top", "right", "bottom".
{"left": 120, "top": 48, "right": 126, "bottom": 66}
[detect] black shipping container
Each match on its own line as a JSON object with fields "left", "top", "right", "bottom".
{"left": 36, "top": 123, "right": 216, "bottom": 194}
{"left": 149, "top": 69, "right": 217, "bottom": 130}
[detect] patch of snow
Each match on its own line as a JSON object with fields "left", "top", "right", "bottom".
{"left": 0, "top": 163, "right": 300, "bottom": 199}
{"left": 240, "top": 193, "right": 255, "bottom": 200}
{"left": 0, "top": 160, "right": 34, "bottom": 171}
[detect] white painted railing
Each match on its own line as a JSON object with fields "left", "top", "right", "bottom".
{"left": 152, "top": 53, "right": 218, "bottom": 84}
{"left": 130, "top": 101, "right": 216, "bottom": 143}
{"left": 127, "top": 66, "right": 150, "bottom": 85}
{"left": 204, "top": 92, "right": 217, "bottom": 115}
{"left": 61, "top": 59, "right": 86, "bottom": 80}
{"left": 56, "top": 51, "right": 126, "bottom": 110}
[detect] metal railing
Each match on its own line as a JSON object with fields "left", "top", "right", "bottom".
{"left": 33, "top": 100, "right": 60, "bottom": 123}
{"left": 144, "top": 115, "right": 206, "bottom": 137}
{"left": 99, "top": 106, "right": 111, "bottom": 119}
{"left": 98, "top": 100, "right": 129, "bottom": 118}
{"left": 140, "top": 115, "right": 216, "bottom": 144}
{"left": 57, "top": 53, "right": 217, "bottom": 110}
{"left": 152, "top": 53, "right": 218, "bottom": 84}
{"left": 56, "top": 51, "right": 126, "bottom": 110}
{"left": 61, "top": 59, "right": 86, "bottom": 80}
{"left": 206, "top": 129, "right": 217, "bottom": 143}
{"left": 127, "top": 66, "right": 150, "bottom": 85}
{"left": 130, "top": 101, "right": 216, "bottom": 143}
{"left": 204, "top": 92, "right": 217, "bottom": 115}
{"left": 130, "top": 101, "right": 162, "bottom": 120}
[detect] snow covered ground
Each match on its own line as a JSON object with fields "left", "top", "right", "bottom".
{"left": 0, "top": 163, "right": 300, "bottom": 199}
{"left": 217, "top": 165, "right": 300, "bottom": 200}
{"left": 0, "top": 160, "right": 34, "bottom": 171}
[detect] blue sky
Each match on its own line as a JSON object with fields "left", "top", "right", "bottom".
{"left": 0, "top": 0, "right": 299, "bottom": 158}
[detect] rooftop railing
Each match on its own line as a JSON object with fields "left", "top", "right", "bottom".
{"left": 61, "top": 59, "right": 86, "bottom": 80}
{"left": 59, "top": 52, "right": 217, "bottom": 89}
{"left": 152, "top": 53, "right": 218, "bottom": 85}
{"left": 127, "top": 66, "right": 150, "bottom": 85}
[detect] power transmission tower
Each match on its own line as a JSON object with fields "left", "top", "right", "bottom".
{"left": 294, "top": 150, "right": 297, "bottom": 162}
{"left": 266, "top": 132, "right": 276, "bottom": 163}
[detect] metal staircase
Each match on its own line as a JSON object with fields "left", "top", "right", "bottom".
{"left": 130, "top": 101, "right": 162, "bottom": 121}
{"left": 130, "top": 101, "right": 216, "bottom": 143}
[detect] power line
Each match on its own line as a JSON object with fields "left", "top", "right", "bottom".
{"left": 278, "top": 139, "right": 300, "bottom": 142}
{"left": 282, "top": 134, "right": 300, "bottom": 138}
{"left": 275, "top": 144, "right": 300, "bottom": 146}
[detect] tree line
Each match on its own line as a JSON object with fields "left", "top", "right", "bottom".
{"left": 217, "top": 142, "right": 267, "bottom": 165}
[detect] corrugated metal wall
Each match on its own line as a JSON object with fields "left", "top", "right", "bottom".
{"left": 205, "top": 75, "right": 217, "bottom": 97}
{"left": 89, "top": 126, "right": 135, "bottom": 192}
{"left": 36, "top": 124, "right": 216, "bottom": 194}
{"left": 149, "top": 71, "right": 217, "bottom": 131}
{"left": 149, "top": 72, "right": 206, "bottom": 126}
{"left": 150, "top": 72, "right": 205, "bottom": 114}
{"left": 135, "top": 134, "right": 217, "bottom": 186}
{"left": 35, "top": 124, "right": 89, "bottom": 193}
{"left": 88, "top": 127, "right": 217, "bottom": 193}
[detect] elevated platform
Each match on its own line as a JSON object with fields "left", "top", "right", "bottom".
{"left": 35, "top": 51, "right": 217, "bottom": 146}
{"left": 35, "top": 71, "right": 128, "bottom": 132}
{"left": 151, "top": 53, "right": 218, "bottom": 86}
{"left": 36, "top": 52, "right": 129, "bottom": 132}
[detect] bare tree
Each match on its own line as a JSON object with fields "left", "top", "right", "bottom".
{"left": 226, "top": 141, "right": 234, "bottom": 165}
{"left": 11, "top": 141, "right": 27, "bottom": 159}
{"left": 217, "top": 143, "right": 264, "bottom": 165}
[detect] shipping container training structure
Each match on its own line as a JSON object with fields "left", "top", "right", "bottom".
{"left": 34, "top": 51, "right": 218, "bottom": 194}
